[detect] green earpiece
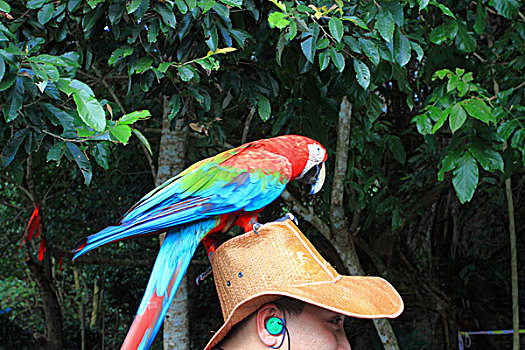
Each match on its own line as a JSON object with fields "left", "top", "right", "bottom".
{"left": 266, "top": 316, "right": 284, "bottom": 335}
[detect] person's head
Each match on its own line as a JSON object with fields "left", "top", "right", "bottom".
{"left": 204, "top": 219, "right": 404, "bottom": 350}
{"left": 217, "top": 297, "right": 351, "bottom": 350}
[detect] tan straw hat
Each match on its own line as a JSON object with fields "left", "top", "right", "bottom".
{"left": 203, "top": 219, "right": 404, "bottom": 350}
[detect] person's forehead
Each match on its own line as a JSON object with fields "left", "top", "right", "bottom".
{"left": 302, "top": 303, "right": 344, "bottom": 318}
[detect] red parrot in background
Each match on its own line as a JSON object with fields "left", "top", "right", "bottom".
{"left": 72, "top": 135, "right": 327, "bottom": 350}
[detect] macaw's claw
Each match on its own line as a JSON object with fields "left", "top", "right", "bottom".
{"left": 253, "top": 222, "right": 263, "bottom": 235}
{"left": 196, "top": 266, "right": 213, "bottom": 285}
{"left": 277, "top": 213, "right": 299, "bottom": 226}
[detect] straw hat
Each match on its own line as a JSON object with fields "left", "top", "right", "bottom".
{"left": 204, "top": 219, "right": 404, "bottom": 350}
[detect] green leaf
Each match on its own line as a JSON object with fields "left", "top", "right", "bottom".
{"left": 286, "top": 19, "right": 297, "bottom": 40}
{"left": 453, "top": 152, "right": 478, "bottom": 204}
{"left": 511, "top": 129, "right": 524, "bottom": 149}
{"left": 376, "top": 7, "right": 394, "bottom": 42}
{"left": 47, "top": 142, "right": 65, "bottom": 163}
{"left": 316, "top": 38, "right": 330, "bottom": 50}
{"left": 119, "top": 110, "right": 151, "bottom": 125}
{"left": 474, "top": 0, "right": 486, "bottom": 34}
{"left": 353, "top": 59, "right": 370, "bottom": 90}
{"left": 72, "top": 90, "right": 106, "bottom": 132}
{"left": 168, "top": 94, "right": 181, "bottom": 121}
{"left": 154, "top": 3, "right": 177, "bottom": 29}
{"left": 432, "top": 110, "right": 448, "bottom": 133}
{"left": 418, "top": 0, "right": 429, "bottom": 10}
{"left": 438, "top": 150, "right": 459, "bottom": 181}
{"left": 330, "top": 48, "right": 345, "bottom": 72}
{"left": 342, "top": 16, "right": 369, "bottom": 31}
{"left": 328, "top": 17, "right": 344, "bottom": 43}
{"left": 429, "top": 24, "right": 447, "bottom": 44}
{"left": 0, "top": 55, "right": 4, "bottom": 82}
{"left": 27, "top": 0, "right": 49, "bottom": 9}
{"left": 175, "top": 0, "right": 188, "bottom": 13}
{"left": 38, "top": 3, "right": 54, "bottom": 25}
{"left": 205, "top": 25, "right": 218, "bottom": 51}
{"left": 229, "top": 29, "right": 251, "bottom": 48}
{"left": 388, "top": 136, "right": 406, "bottom": 164}
{"left": 434, "top": 3, "right": 456, "bottom": 18}
{"left": 90, "top": 142, "right": 110, "bottom": 170}
{"left": 383, "top": 1, "right": 404, "bottom": 26}
{"left": 134, "top": 56, "right": 153, "bottom": 74}
{"left": 127, "top": 0, "right": 143, "bottom": 13}
{"left": 220, "top": 0, "right": 242, "bottom": 7}
{"left": 186, "top": 0, "right": 197, "bottom": 10}
{"left": 455, "top": 21, "right": 476, "bottom": 53}
{"left": 257, "top": 94, "right": 271, "bottom": 121}
{"left": 318, "top": 50, "right": 331, "bottom": 71}
{"left": 361, "top": 39, "right": 380, "bottom": 66}
{"left": 178, "top": 66, "right": 195, "bottom": 82}
{"left": 411, "top": 41, "right": 424, "bottom": 61}
{"left": 396, "top": 30, "right": 411, "bottom": 67}
{"left": 108, "top": 47, "right": 134, "bottom": 66}
{"left": 87, "top": 0, "right": 104, "bottom": 8}
{"left": 469, "top": 145, "right": 504, "bottom": 172}
{"left": 66, "top": 142, "right": 92, "bottom": 185}
{"left": 4, "top": 77, "right": 24, "bottom": 122}
{"left": 412, "top": 113, "right": 432, "bottom": 135}
{"left": 447, "top": 74, "right": 459, "bottom": 92}
{"left": 300, "top": 23, "right": 319, "bottom": 63}
{"left": 268, "top": 11, "right": 289, "bottom": 29}
{"left": 110, "top": 124, "right": 132, "bottom": 143}
{"left": 392, "top": 205, "right": 402, "bottom": 232}
{"left": 1, "top": 129, "right": 29, "bottom": 168}
{"left": 462, "top": 99, "right": 494, "bottom": 124}
{"left": 366, "top": 93, "right": 383, "bottom": 124}
{"left": 449, "top": 104, "right": 467, "bottom": 133}
{"left": 444, "top": 19, "right": 459, "bottom": 40}
{"left": 0, "top": 72, "right": 16, "bottom": 92}
{"left": 69, "top": 79, "right": 95, "bottom": 97}
{"left": 200, "top": 0, "right": 216, "bottom": 12}
{"left": 489, "top": 0, "right": 519, "bottom": 19}
{"left": 158, "top": 62, "right": 172, "bottom": 73}
{"left": 0, "top": 0, "right": 11, "bottom": 12}
{"left": 132, "top": 128, "right": 152, "bottom": 155}
{"left": 497, "top": 119, "right": 518, "bottom": 141}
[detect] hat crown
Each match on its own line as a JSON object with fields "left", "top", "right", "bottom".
{"left": 211, "top": 220, "right": 340, "bottom": 320}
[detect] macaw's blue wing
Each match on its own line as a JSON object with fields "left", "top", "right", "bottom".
{"left": 120, "top": 218, "right": 219, "bottom": 350}
{"left": 72, "top": 146, "right": 291, "bottom": 260}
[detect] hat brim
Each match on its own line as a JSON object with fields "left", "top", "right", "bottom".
{"left": 203, "top": 275, "right": 403, "bottom": 350}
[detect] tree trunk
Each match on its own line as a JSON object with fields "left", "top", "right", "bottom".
{"left": 90, "top": 276, "right": 100, "bottom": 328}
{"left": 506, "top": 174, "right": 519, "bottom": 350}
{"left": 73, "top": 267, "right": 86, "bottom": 350}
{"left": 330, "top": 97, "right": 401, "bottom": 350}
{"left": 26, "top": 255, "right": 64, "bottom": 350}
{"left": 282, "top": 97, "right": 401, "bottom": 350}
{"left": 24, "top": 157, "right": 64, "bottom": 350}
{"left": 157, "top": 96, "right": 190, "bottom": 350}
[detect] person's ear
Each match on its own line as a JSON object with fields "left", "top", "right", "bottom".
{"left": 255, "top": 303, "right": 284, "bottom": 347}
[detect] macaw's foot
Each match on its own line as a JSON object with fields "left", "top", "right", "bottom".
{"left": 196, "top": 266, "right": 213, "bottom": 285}
{"left": 253, "top": 222, "right": 263, "bottom": 235}
{"left": 276, "top": 212, "right": 299, "bottom": 226}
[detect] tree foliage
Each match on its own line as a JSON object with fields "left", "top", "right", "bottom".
{"left": 1, "top": 0, "right": 524, "bottom": 349}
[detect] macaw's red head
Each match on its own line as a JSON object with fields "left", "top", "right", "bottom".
{"left": 259, "top": 135, "right": 327, "bottom": 194}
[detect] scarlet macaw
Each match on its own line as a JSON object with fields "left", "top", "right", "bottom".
{"left": 72, "top": 135, "right": 327, "bottom": 350}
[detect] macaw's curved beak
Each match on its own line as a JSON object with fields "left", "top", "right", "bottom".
{"left": 300, "top": 162, "right": 326, "bottom": 194}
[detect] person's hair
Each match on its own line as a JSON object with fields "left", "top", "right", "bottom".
{"left": 218, "top": 297, "right": 305, "bottom": 345}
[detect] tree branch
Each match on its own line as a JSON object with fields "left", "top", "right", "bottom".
{"left": 280, "top": 189, "right": 331, "bottom": 240}
{"left": 48, "top": 246, "right": 154, "bottom": 267}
